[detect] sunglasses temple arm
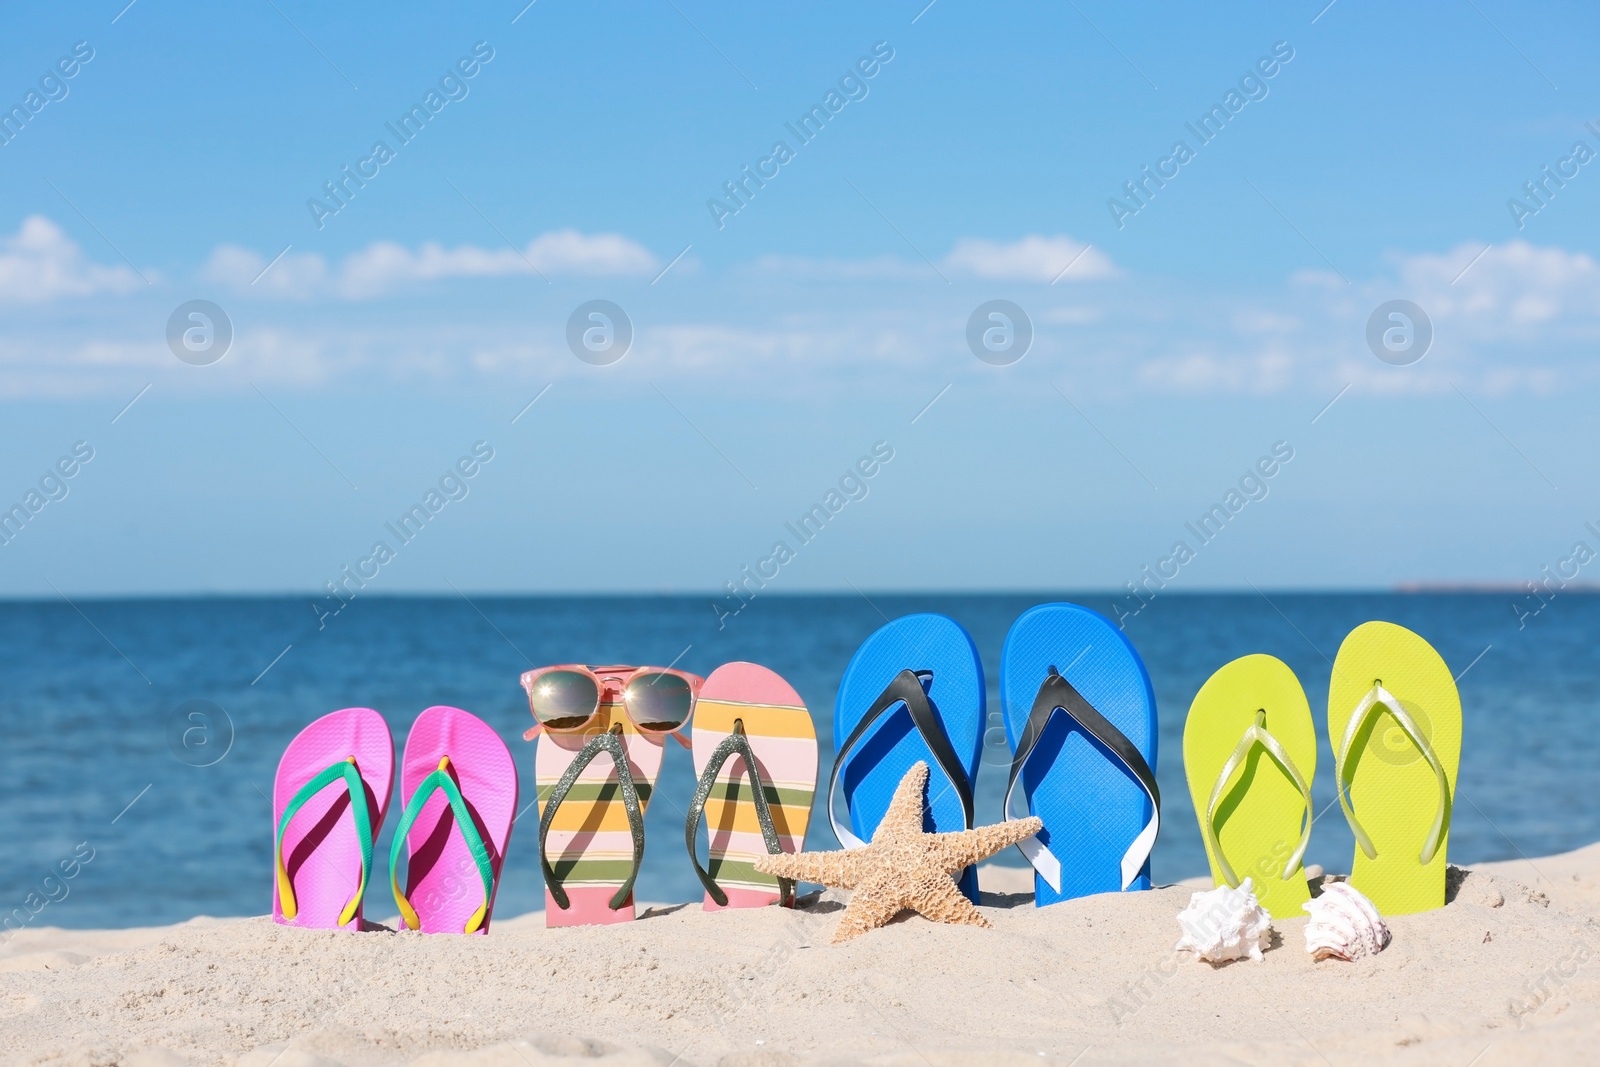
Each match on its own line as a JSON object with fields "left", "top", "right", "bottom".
{"left": 522, "top": 723, "right": 543, "bottom": 741}
{"left": 671, "top": 727, "right": 692, "bottom": 749}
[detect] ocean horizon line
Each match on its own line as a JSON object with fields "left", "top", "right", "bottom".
{"left": 0, "top": 584, "right": 1580, "bottom": 604}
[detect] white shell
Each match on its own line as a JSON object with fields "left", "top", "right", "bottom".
{"left": 1302, "top": 881, "right": 1391, "bottom": 961}
{"left": 1174, "top": 877, "right": 1273, "bottom": 963}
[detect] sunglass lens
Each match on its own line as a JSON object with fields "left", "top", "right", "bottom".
{"left": 625, "top": 673, "right": 693, "bottom": 731}
{"left": 529, "top": 670, "right": 599, "bottom": 729}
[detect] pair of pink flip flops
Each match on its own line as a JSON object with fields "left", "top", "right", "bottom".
{"left": 272, "top": 705, "right": 517, "bottom": 934}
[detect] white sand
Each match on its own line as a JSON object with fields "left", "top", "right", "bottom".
{"left": 4, "top": 848, "right": 1599, "bottom": 1066}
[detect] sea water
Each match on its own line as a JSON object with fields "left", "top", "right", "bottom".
{"left": 0, "top": 591, "right": 1591, "bottom": 927}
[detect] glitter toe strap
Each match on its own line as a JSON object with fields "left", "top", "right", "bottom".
{"left": 685, "top": 719, "right": 793, "bottom": 907}
{"left": 538, "top": 725, "right": 645, "bottom": 911}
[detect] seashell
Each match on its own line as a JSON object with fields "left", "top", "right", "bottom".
{"left": 1174, "top": 877, "right": 1273, "bottom": 963}
{"left": 1302, "top": 881, "right": 1391, "bottom": 961}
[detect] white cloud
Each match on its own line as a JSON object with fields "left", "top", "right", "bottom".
{"left": 202, "top": 245, "right": 330, "bottom": 299}
{"left": 12, "top": 229, "right": 1600, "bottom": 402}
{"left": 1042, "top": 306, "right": 1103, "bottom": 325}
{"left": 749, "top": 254, "right": 930, "bottom": 281}
{"left": 1137, "top": 348, "right": 1295, "bottom": 394}
{"left": 750, "top": 235, "right": 1117, "bottom": 284}
{"left": 1143, "top": 238, "right": 1600, "bottom": 398}
{"left": 0, "top": 216, "right": 147, "bottom": 302}
{"left": 1232, "top": 310, "right": 1301, "bottom": 335}
{"left": 524, "top": 229, "right": 659, "bottom": 275}
{"left": 204, "top": 229, "right": 659, "bottom": 299}
{"left": 1391, "top": 240, "right": 1600, "bottom": 332}
{"left": 943, "top": 235, "right": 1117, "bottom": 282}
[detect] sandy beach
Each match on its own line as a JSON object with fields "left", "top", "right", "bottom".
{"left": 2, "top": 846, "right": 1596, "bottom": 1066}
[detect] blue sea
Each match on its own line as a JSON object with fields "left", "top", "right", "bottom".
{"left": 2, "top": 591, "right": 1593, "bottom": 928}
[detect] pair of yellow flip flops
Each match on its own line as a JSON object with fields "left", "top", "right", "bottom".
{"left": 1183, "top": 621, "right": 1462, "bottom": 919}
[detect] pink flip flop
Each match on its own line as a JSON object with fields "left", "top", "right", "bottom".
{"left": 273, "top": 708, "right": 394, "bottom": 930}
{"left": 389, "top": 706, "right": 517, "bottom": 934}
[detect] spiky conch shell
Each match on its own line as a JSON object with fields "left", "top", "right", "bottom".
{"left": 1174, "top": 876, "right": 1273, "bottom": 963}
{"left": 1302, "top": 881, "right": 1391, "bottom": 961}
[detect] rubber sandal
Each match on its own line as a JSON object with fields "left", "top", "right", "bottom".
{"left": 272, "top": 708, "right": 394, "bottom": 930}
{"left": 999, "top": 603, "right": 1159, "bottom": 905}
{"left": 1328, "top": 621, "right": 1461, "bottom": 915}
{"left": 1183, "top": 654, "right": 1317, "bottom": 919}
{"left": 389, "top": 706, "right": 516, "bottom": 934}
{"left": 533, "top": 679, "right": 688, "bottom": 926}
{"left": 686, "top": 662, "right": 818, "bottom": 910}
{"left": 831, "top": 613, "right": 984, "bottom": 901}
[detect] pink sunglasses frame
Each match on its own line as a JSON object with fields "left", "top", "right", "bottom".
{"left": 519, "top": 663, "right": 701, "bottom": 746}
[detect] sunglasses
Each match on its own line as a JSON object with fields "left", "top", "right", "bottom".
{"left": 520, "top": 664, "right": 702, "bottom": 744}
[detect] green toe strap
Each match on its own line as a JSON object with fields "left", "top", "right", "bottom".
{"left": 388, "top": 756, "right": 496, "bottom": 933}
{"left": 1204, "top": 710, "right": 1313, "bottom": 888}
{"left": 1335, "top": 684, "right": 1452, "bottom": 865}
{"left": 538, "top": 726, "right": 645, "bottom": 912}
{"left": 685, "top": 719, "right": 792, "bottom": 908}
{"left": 275, "top": 758, "right": 373, "bottom": 926}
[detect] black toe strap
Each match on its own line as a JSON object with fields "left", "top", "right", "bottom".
{"left": 685, "top": 719, "right": 793, "bottom": 907}
{"left": 1005, "top": 668, "right": 1160, "bottom": 891}
{"left": 828, "top": 669, "right": 974, "bottom": 848}
{"left": 538, "top": 725, "right": 645, "bottom": 911}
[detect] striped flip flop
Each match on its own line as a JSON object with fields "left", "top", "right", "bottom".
{"left": 686, "top": 662, "right": 818, "bottom": 910}
{"left": 529, "top": 675, "right": 690, "bottom": 927}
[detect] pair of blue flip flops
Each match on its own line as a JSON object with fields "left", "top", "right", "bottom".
{"left": 828, "top": 604, "right": 1160, "bottom": 906}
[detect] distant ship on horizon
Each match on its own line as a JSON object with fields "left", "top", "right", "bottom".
{"left": 1395, "top": 581, "right": 1600, "bottom": 594}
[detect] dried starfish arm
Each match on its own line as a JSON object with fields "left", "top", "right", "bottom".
{"left": 830, "top": 869, "right": 912, "bottom": 943}
{"left": 871, "top": 762, "right": 934, "bottom": 843}
{"left": 753, "top": 847, "right": 871, "bottom": 889}
{"left": 909, "top": 870, "right": 992, "bottom": 930}
{"left": 933, "top": 817, "right": 1044, "bottom": 871}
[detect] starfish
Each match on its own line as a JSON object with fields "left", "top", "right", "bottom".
{"left": 753, "top": 761, "right": 1043, "bottom": 943}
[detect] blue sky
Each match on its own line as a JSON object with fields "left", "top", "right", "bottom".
{"left": 1, "top": 0, "right": 1598, "bottom": 596}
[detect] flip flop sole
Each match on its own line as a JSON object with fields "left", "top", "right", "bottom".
{"left": 1183, "top": 654, "right": 1317, "bottom": 919}
{"left": 272, "top": 708, "right": 393, "bottom": 930}
{"left": 692, "top": 662, "right": 818, "bottom": 910}
{"left": 1002, "top": 602, "right": 1158, "bottom": 904}
{"left": 536, "top": 694, "right": 666, "bottom": 927}
{"left": 1328, "top": 621, "right": 1462, "bottom": 915}
{"left": 397, "top": 706, "right": 517, "bottom": 934}
{"left": 834, "top": 613, "right": 983, "bottom": 900}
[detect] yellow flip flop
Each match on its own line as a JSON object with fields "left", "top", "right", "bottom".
{"left": 1328, "top": 621, "right": 1461, "bottom": 915}
{"left": 1183, "top": 654, "right": 1316, "bottom": 919}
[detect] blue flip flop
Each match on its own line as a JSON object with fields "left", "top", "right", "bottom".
{"left": 1001, "top": 602, "right": 1160, "bottom": 905}
{"left": 831, "top": 613, "right": 985, "bottom": 901}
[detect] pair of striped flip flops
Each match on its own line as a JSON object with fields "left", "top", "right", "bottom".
{"left": 272, "top": 705, "right": 517, "bottom": 933}
{"left": 523, "top": 661, "right": 818, "bottom": 926}
{"left": 1184, "top": 620, "right": 1462, "bottom": 917}
{"left": 832, "top": 605, "right": 1160, "bottom": 907}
